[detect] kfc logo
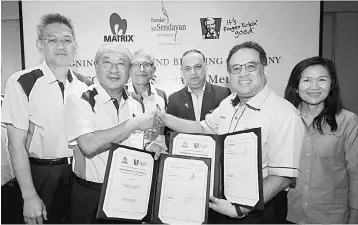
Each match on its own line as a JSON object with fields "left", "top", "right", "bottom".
{"left": 200, "top": 17, "right": 222, "bottom": 39}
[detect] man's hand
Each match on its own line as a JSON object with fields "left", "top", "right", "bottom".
{"left": 136, "top": 113, "right": 159, "bottom": 131}
{"left": 209, "top": 196, "right": 238, "bottom": 218}
{"left": 153, "top": 110, "right": 166, "bottom": 127}
{"left": 209, "top": 196, "right": 252, "bottom": 218}
{"left": 146, "top": 142, "right": 166, "bottom": 160}
{"left": 23, "top": 195, "right": 47, "bottom": 224}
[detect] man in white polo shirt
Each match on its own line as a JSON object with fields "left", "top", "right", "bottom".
{"left": 64, "top": 43, "right": 162, "bottom": 224}
{"left": 1, "top": 13, "right": 91, "bottom": 224}
{"left": 154, "top": 41, "right": 304, "bottom": 224}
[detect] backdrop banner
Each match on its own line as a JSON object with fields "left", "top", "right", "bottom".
{"left": 22, "top": 1, "right": 320, "bottom": 96}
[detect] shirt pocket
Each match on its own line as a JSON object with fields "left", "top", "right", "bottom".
{"left": 316, "top": 134, "right": 343, "bottom": 159}
{"left": 217, "top": 114, "right": 232, "bottom": 134}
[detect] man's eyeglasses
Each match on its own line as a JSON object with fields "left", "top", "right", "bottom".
{"left": 131, "top": 62, "right": 153, "bottom": 71}
{"left": 229, "top": 61, "right": 262, "bottom": 75}
{"left": 40, "top": 37, "right": 74, "bottom": 46}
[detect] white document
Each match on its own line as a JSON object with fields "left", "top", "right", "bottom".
{"left": 122, "top": 130, "right": 144, "bottom": 150}
{"left": 103, "top": 147, "right": 153, "bottom": 220}
{"left": 159, "top": 157, "right": 208, "bottom": 224}
{"left": 172, "top": 133, "right": 216, "bottom": 196}
{"left": 223, "top": 132, "right": 259, "bottom": 207}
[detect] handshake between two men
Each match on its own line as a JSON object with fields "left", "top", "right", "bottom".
{"left": 134, "top": 110, "right": 169, "bottom": 160}
{"left": 136, "top": 110, "right": 204, "bottom": 160}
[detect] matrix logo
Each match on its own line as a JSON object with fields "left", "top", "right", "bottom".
{"left": 104, "top": 13, "right": 134, "bottom": 42}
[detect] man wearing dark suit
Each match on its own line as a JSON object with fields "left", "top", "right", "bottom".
{"left": 166, "top": 49, "right": 230, "bottom": 223}
{"left": 167, "top": 49, "right": 230, "bottom": 122}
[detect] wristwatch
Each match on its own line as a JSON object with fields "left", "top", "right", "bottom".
{"left": 144, "top": 142, "right": 152, "bottom": 150}
{"left": 235, "top": 205, "right": 249, "bottom": 219}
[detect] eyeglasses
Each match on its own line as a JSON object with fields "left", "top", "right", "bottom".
{"left": 182, "top": 64, "right": 204, "bottom": 73}
{"left": 40, "top": 37, "right": 74, "bottom": 46}
{"left": 131, "top": 62, "right": 153, "bottom": 71}
{"left": 229, "top": 61, "right": 262, "bottom": 75}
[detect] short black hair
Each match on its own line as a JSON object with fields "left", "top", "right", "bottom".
{"left": 37, "top": 13, "right": 75, "bottom": 39}
{"left": 226, "top": 41, "right": 267, "bottom": 72}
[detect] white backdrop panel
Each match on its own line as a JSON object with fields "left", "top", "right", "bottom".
{"left": 22, "top": 1, "right": 320, "bottom": 96}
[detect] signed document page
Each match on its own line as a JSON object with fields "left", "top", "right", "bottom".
{"left": 224, "top": 132, "right": 259, "bottom": 207}
{"left": 159, "top": 157, "right": 208, "bottom": 224}
{"left": 103, "top": 147, "right": 153, "bottom": 220}
{"left": 172, "top": 133, "right": 216, "bottom": 196}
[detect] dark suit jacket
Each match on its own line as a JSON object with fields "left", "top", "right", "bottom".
{"left": 167, "top": 82, "right": 231, "bottom": 121}
{"left": 165, "top": 82, "right": 231, "bottom": 146}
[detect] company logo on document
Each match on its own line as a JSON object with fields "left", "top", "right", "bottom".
{"left": 194, "top": 142, "right": 207, "bottom": 149}
{"left": 182, "top": 141, "right": 188, "bottom": 148}
{"left": 134, "top": 159, "right": 147, "bottom": 167}
{"left": 121, "top": 156, "right": 128, "bottom": 164}
{"left": 104, "top": 13, "right": 134, "bottom": 42}
{"left": 200, "top": 17, "right": 222, "bottom": 39}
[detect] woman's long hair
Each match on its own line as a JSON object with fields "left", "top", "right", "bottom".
{"left": 284, "top": 56, "right": 343, "bottom": 134}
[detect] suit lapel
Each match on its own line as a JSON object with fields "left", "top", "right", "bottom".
{"left": 200, "top": 82, "right": 214, "bottom": 121}
{"left": 182, "top": 86, "right": 196, "bottom": 121}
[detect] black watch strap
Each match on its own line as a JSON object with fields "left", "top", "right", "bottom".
{"left": 234, "top": 205, "right": 244, "bottom": 218}
{"left": 144, "top": 142, "right": 151, "bottom": 150}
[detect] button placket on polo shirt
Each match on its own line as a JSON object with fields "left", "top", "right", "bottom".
{"left": 111, "top": 98, "right": 120, "bottom": 124}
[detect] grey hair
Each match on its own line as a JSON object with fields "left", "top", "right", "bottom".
{"left": 37, "top": 13, "right": 75, "bottom": 39}
{"left": 131, "top": 49, "right": 156, "bottom": 65}
{"left": 94, "top": 43, "right": 131, "bottom": 64}
{"left": 204, "top": 17, "right": 215, "bottom": 25}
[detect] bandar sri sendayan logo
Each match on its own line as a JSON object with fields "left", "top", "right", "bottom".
{"left": 150, "top": 0, "right": 187, "bottom": 42}
{"left": 104, "top": 13, "right": 134, "bottom": 42}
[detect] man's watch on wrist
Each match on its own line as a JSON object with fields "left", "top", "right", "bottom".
{"left": 144, "top": 142, "right": 151, "bottom": 150}
{"left": 235, "top": 205, "right": 249, "bottom": 219}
